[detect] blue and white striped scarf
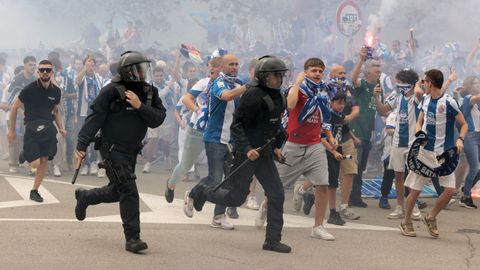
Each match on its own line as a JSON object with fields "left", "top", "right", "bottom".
{"left": 298, "top": 77, "right": 331, "bottom": 127}
{"left": 219, "top": 72, "right": 243, "bottom": 88}
{"left": 195, "top": 72, "right": 242, "bottom": 131}
{"left": 194, "top": 80, "right": 214, "bottom": 131}
{"left": 328, "top": 77, "right": 350, "bottom": 97}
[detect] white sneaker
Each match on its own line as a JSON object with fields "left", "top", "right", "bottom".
{"left": 255, "top": 200, "right": 267, "bottom": 229}
{"left": 142, "top": 162, "right": 151, "bottom": 174}
{"left": 293, "top": 183, "right": 304, "bottom": 211}
{"left": 89, "top": 162, "right": 99, "bottom": 175}
{"left": 183, "top": 191, "right": 194, "bottom": 218}
{"left": 80, "top": 165, "right": 89, "bottom": 176}
{"left": 210, "top": 214, "right": 234, "bottom": 230}
{"left": 412, "top": 204, "right": 422, "bottom": 221}
{"left": 53, "top": 165, "right": 61, "bottom": 177}
{"left": 388, "top": 205, "right": 405, "bottom": 219}
{"left": 444, "top": 198, "right": 456, "bottom": 210}
{"left": 8, "top": 165, "right": 18, "bottom": 173}
{"left": 339, "top": 205, "right": 360, "bottom": 220}
{"left": 311, "top": 225, "right": 335, "bottom": 240}
{"left": 246, "top": 196, "right": 260, "bottom": 210}
{"left": 97, "top": 168, "right": 106, "bottom": 178}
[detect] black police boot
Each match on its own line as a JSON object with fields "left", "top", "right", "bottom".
{"left": 18, "top": 151, "right": 26, "bottom": 164}
{"left": 125, "top": 238, "right": 148, "bottom": 253}
{"left": 262, "top": 241, "right": 292, "bottom": 253}
{"left": 75, "top": 188, "right": 88, "bottom": 221}
{"left": 164, "top": 179, "right": 174, "bottom": 203}
{"left": 192, "top": 184, "right": 207, "bottom": 212}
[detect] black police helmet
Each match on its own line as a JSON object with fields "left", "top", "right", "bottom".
{"left": 253, "top": 55, "right": 288, "bottom": 87}
{"left": 113, "top": 51, "right": 152, "bottom": 82}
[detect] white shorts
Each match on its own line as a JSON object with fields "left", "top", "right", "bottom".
{"left": 404, "top": 171, "right": 455, "bottom": 191}
{"left": 404, "top": 146, "right": 454, "bottom": 190}
{"left": 388, "top": 146, "right": 409, "bottom": 172}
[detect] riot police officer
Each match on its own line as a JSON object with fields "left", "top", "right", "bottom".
{"left": 74, "top": 51, "right": 166, "bottom": 253}
{"left": 190, "top": 55, "right": 292, "bottom": 253}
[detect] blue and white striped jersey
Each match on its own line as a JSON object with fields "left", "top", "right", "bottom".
{"left": 203, "top": 73, "right": 242, "bottom": 144}
{"left": 386, "top": 92, "right": 420, "bottom": 148}
{"left": 419, "top": 94, "right": 460, "bottom": 154}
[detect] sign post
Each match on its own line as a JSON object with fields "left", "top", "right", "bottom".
{"left": 336, "top": 0, "right": 362, "bottom": 60}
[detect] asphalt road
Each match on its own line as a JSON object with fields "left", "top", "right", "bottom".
{"left": 1, "top": 160, "right": 479, "bottom": 270}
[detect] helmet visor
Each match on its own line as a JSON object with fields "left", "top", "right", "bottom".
{"left": 123, "top": 62, "right": 153, "bottom": 82}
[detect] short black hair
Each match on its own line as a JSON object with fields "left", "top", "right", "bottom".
{"left": 304, "top": 58, "right": 325, "bottom": 71}
{"left": 425, "top": 69, "right": 444, "bottom": 89}
{"left": 395, "top": 69, "right": 419, "bottom": 85}
{"left": 331, "top": 91, "right": 347, "bottom": 102}
{"left": 38, "top": 59, "right": 53, "bottom": 66}
{"left": 23, "top": 56, "right": 36, "bottom": 64}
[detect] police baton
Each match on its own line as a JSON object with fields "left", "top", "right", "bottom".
{"left": 71, "top": 157, "right": 84, "bottom": 185}
{"left": 213, "top": 138, "right": 276, "bottom": 192}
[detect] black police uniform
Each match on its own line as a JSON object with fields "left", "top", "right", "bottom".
{"left": 193, "top": 84, "right": 288, "bottom": 248}
{"left": 75, "top": 80, "right": 166, "bottom": 244}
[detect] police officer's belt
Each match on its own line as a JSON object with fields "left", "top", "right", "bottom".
{"left": 102, "top": 142, "right": 143, "bottom": 155}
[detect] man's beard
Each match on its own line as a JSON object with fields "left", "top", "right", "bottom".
{"left": 40, "top": 76, "right": 50, "bottom": 83}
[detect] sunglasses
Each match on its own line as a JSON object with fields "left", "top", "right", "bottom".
{"left": 38, "top": 68, "right": 53, "bottom": 73}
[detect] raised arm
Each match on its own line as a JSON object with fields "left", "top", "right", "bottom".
{"left": 219, "top": 85, "right": 248, "bottom": 101}
{"left": 287, "top": 72, "right": 304, "bottom": 111}
{"left": 352, "top": 47, "right": 367, "bottom": 88}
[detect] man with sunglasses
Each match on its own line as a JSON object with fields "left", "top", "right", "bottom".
{"left": 8, "top": 60, "right": 66, "bottom": 202}
{"left": 400, "top": 69, "right": 468, "bottom": 238}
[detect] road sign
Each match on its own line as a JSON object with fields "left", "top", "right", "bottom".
{"left": 336, "top": 0, "right": 362, "bottom": 37}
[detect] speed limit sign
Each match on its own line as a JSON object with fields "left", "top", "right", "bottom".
{"left": 336, "top": 0, "right": 362, "bottom": 37}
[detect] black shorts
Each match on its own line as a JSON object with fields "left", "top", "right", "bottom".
{"left": 23, "top": 120, "right": 58, "bottom": 162}
{"left": 327, "top": 150, "right": 341, "bottom": 188}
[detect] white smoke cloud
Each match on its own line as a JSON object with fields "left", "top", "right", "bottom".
{"left": 367, "top": 0, "right": 399, "bottom": 35}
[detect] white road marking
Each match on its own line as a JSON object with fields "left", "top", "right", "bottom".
{"left": 0, "top": 173, "right": 397, "bottom": 231}
{"left": 0, "top": 176, "right": 59, "bottom": 208}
